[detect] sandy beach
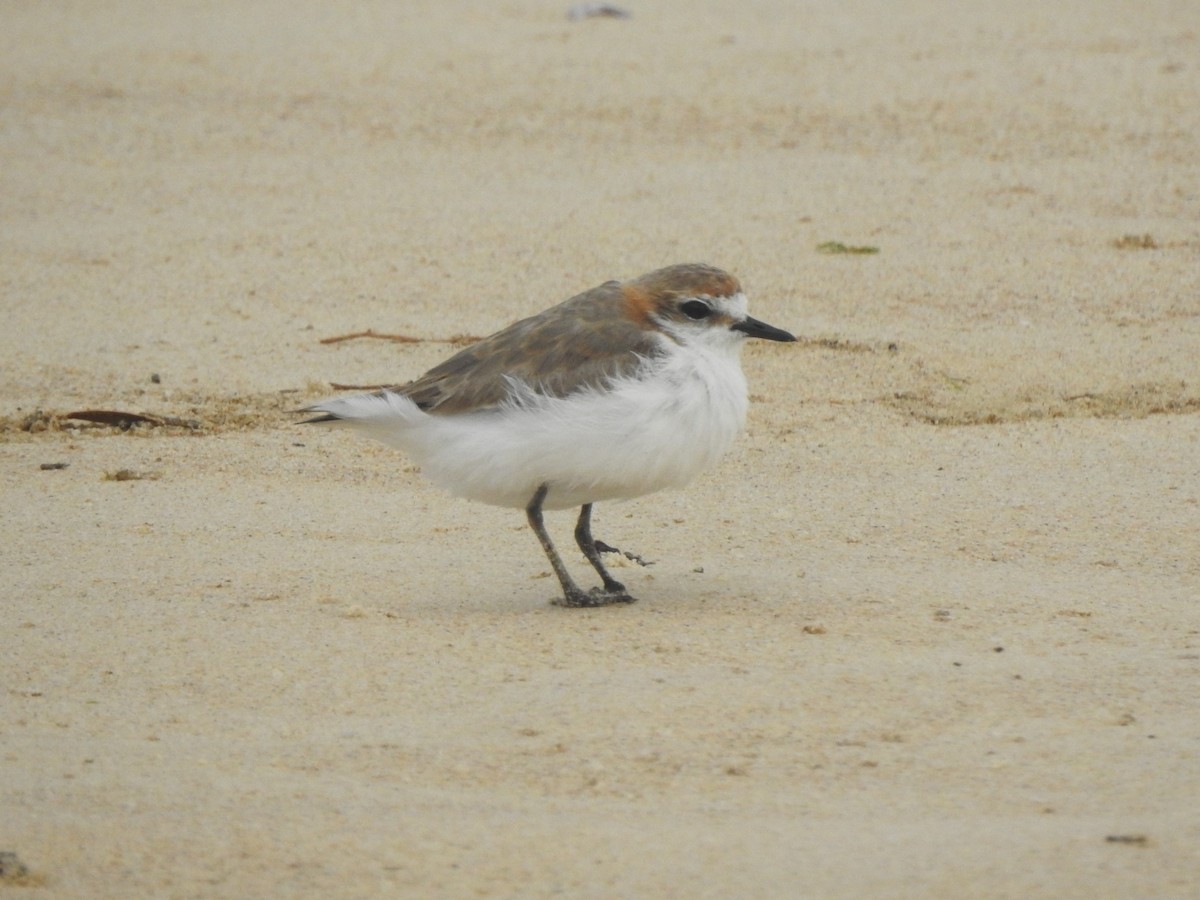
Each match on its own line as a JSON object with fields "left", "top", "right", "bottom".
{"left": 3, "top": 1, "right": 1199, "bottom": 896}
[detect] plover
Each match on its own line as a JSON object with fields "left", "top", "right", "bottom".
{"left": 303, "top": 263, "right": 795, "bottom": 607}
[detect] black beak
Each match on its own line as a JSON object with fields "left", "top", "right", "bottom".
{"left": 731, "top": 315, "right": 797, "bottom": 343}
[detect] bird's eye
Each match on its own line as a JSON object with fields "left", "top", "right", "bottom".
{"left": 681, "top": 300, "right": 712, "bottom": 320}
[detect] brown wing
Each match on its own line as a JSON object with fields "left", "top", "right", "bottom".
{"left": 394, "top": 280, "right": 663, "bottom": 414}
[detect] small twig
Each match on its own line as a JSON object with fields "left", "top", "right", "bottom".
{"left": 319, "top": 330, "right": 422, "bottom": 345}
{"left": 328, "top": 382, "right": 392, "bottom": 392}
{"left": 318, "top": 331, "right": 483, "bottom": 346}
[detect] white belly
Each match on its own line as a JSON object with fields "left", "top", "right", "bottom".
{"left": 318, "top": 346, "right": 750, "bottom": 510}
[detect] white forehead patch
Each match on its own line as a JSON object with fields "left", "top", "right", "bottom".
{"left": 712, "top": 292, "right": 748, "bottom": 321}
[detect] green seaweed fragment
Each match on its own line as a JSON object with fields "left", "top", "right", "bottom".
{"left": 817, "top": 241, "right": 880, "bottom": 255}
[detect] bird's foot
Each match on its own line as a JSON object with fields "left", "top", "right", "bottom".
{"left": 593, "top": 541, "right": 654, "bottom": 568}
{"left": 552, "top": 586, "right": 638, "bottom": 608}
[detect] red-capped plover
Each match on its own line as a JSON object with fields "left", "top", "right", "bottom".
{"left": 303, "top": 263, "right": 795, "bottom": 607}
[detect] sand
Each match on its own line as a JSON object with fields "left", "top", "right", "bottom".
{"left": 3, "top": 1, "right": 1199, "bottom": 896}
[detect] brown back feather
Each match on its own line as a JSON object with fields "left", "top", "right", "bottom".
{"left": 394, "top": 280, "right": 664, "bottom": 414}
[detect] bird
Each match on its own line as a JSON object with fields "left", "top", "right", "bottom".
{"left": 302, "top": 263, "right": 796, "bottom": 608}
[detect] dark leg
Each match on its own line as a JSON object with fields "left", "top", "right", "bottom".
{"left": 525, "top": 486, "right": 635, "bottom": 608}
{"left": 574, "top": 504, "right": 628, "bottom": 594}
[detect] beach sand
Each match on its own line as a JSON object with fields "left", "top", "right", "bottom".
{"left": 3, "top": 1, "right": 1199, "bottom": 895}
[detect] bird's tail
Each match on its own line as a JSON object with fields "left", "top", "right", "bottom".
{"left": 299, "top": 390, "right": 428, "bottom": 444}
{"left": 298, "top": 410, "right": 342, "bottom": 424}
